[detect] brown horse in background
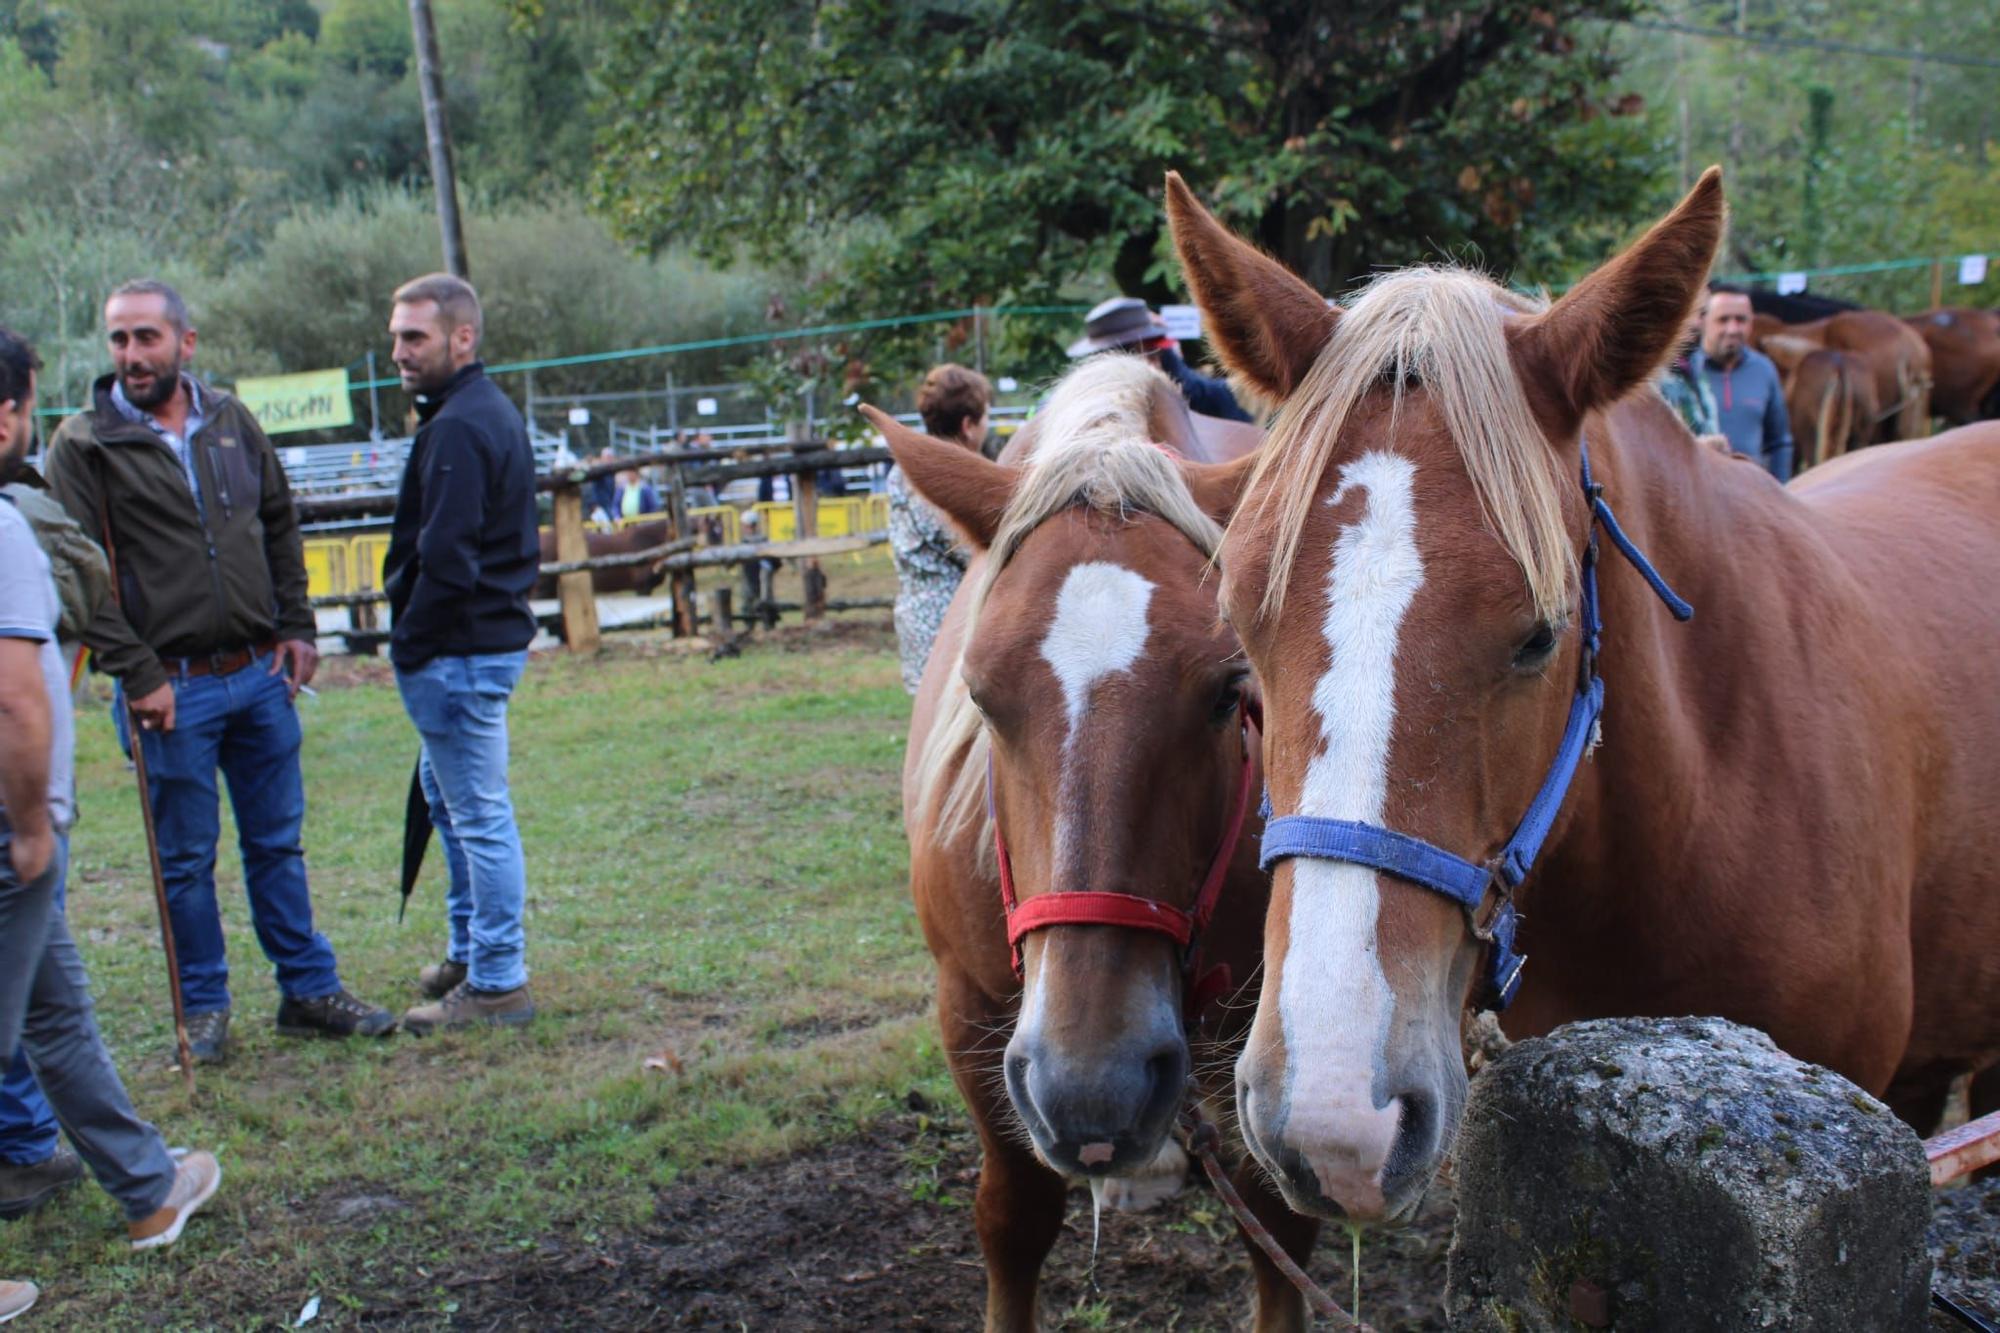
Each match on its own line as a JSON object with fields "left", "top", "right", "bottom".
{"left": 876, "top": 358, "right": 1324, "bottom": 1331}
{"left": 531, "top": 518, "right": 672, "bottom": 598}
{"left": 1164, "top": 165, "right": 2000, "bottom": 1227}
{"left": 1908, "top": 307, "right": 2000, "bottom": 425}
{"left": 1754, "top": 308, "right": 1931, "bottom": 443}
{"left": 1761, "top": 337, "right": 1879, "bottom": 468}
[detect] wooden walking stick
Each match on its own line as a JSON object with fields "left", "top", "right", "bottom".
{"left": 96, "top": 509, "right": 195, "bottom": 1092}
{"left": 125, "top": 730, "right": 194, "bottom": 1092}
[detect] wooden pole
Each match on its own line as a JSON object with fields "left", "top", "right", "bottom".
{"left": 407, "top": 0, "right": 468, "bottom": 278}
{"left": 551, "top": 485, "right": 600, "bottom": 654}
{"left": 1930, "top": 259, "right": 1945, "bottom": 311}
{"left": 711, "top": 586, "right": 732, "bottom": 635}
{"left": 792, "top": 450, "right": 826, "bottom": 623}
{"left": 665, "top": 463, "right": 696, "bottom": 636}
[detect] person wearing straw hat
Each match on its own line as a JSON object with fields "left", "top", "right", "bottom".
{"left": 1065, "top": 296, "right": 1254, "bottom": 422}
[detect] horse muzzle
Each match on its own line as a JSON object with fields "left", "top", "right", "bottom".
{"left": 1004, "top": 1020, "right": 1189, "bottom": 1177}
{"left": 1236, "top": 1060, "right": 1453, "bottom": 1225}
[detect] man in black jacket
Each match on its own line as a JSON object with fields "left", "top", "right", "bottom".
{"left": 381, "top": 274, "right": 541, "bottom": 1034}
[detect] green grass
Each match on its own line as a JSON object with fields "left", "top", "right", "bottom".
{"left": 0, "top": 631, "right": 951, "bottom": 1328}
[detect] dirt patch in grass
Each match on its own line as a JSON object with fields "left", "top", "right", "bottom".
{"left": 356, "top": 1107, "right": 1455, "bottom": 1330}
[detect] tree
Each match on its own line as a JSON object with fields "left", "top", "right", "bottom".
{"left": 592, "top": 0, "right": 1664, "bottom": 339}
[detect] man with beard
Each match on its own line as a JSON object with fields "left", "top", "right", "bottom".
{"left": 380, "top": 274, "right": 540, "bottom": 1034}
{"left": 0, "top": 329, "right": 221, "bottom": 1324}
{"left": 44, "top": 281, "right": 393, "bottom": 1064}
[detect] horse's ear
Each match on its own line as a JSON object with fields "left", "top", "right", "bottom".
{"left": 860, "top": 405, "right": 1014, "bottom": 550}
{"left": 1165, "top": 172, "right": 1337, "bottom": 401}
{"left": 1179, "top": 451, "right": 1261, "bottom": 525}
{"left": 1510, "top": 167, "right": 1726, "bottom": 437}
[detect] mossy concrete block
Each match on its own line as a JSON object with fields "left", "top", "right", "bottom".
{"left": 1445, "top": 1016, "right": 1930, "bottom": 1331}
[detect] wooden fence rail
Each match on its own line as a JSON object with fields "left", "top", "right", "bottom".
{"left": 307, "top": 436, "right": 892, "bottom": 654}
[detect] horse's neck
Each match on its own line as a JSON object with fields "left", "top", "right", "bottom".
{"left": 1556, "top": 396, "right": 1810, "bottom": 863}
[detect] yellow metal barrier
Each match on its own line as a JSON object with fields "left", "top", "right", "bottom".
{"left": 751, "top": 501, "right": 796, "bottom": 541}
{"left": 688, "top": 505, "right": 741, "bottom": 545}
{"left": 350, "top": 533, "right": 393, "bottom": 592}
{"left": 513, "top": 494, "right": 884, "bottom": 561}
{"left": 302, "top": 540, "right": 351, "bottom": 600}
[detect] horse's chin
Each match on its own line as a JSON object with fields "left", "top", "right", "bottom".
{"left": 1013, "top": 1100, "right": 1181, "bottom": 1181}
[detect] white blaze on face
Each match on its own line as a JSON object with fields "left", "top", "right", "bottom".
{"left": 1032, "top": 560, "right": 1156, "bottom": 912}
{"left": 1041, "top": 562, "right": 1156, "bottom": 738}
{"left": 1278, "top": 450, "right": 1422, "bottom": 1210}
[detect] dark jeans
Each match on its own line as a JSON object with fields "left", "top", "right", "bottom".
{"left": 0, "top": 824, "right": 176, "bottom": 1219}
{"left": 115, "top": 650, "right": 342, "bottom": 1013}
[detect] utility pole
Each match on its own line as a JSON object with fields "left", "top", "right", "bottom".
{"left": 407, "top": 0, "right": 468, "bottom": 278}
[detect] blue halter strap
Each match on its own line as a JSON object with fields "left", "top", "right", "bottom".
{"left": 1257, "top": 442, "right": 1693, "bottom": 1011}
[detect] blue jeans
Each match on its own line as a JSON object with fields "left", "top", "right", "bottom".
{"left": 0, "top": 858, "right": 64, "bottom": 1164}
{"left": 395, "top": 652, "right": 529, "bottom": 992}
{"left": 0, "top": 824, "right": 175, "bottom": 1219}
{"left": 115, "top": 651, "right": 343, "bottom": 1013}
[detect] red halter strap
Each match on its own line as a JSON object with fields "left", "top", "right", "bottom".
{"left": 991, "top": 711, "right": 1259, "bottom": 1010}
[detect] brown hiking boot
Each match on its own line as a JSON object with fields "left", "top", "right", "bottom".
{"left": 177, "top": 1009, "right": 230, "bottom": 1066}
{"left": 0, "top": 1280, "right": 35, "bottom": 1323}
{"left": 417, "top": 958, "right": 468, "bottom": 999}
{"left": 402, "top": 981, "right": 534, "bottom": 1036}
{"left": 0, "top": 1143, "right": 82, "bottom": 1220}
{"left": 128, "top": 1150, "right": 220, "bottom": 1250}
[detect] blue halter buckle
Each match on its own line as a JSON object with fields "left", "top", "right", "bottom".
{"left": 1258, "top": 443, "right": 1691, "bottom": 1011}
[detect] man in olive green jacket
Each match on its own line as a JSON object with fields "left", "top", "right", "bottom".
{"left": 44, "top": 280, "right": 392, "bottom": 1061}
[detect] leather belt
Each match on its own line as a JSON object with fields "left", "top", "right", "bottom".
{"left": 163, "top": 641, "right": 277, "bottom": 679}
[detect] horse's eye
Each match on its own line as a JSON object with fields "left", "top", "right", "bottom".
{"left": 1212, "top": 673, "right": 1248, "bottom": 722}
{"left": 1512, "top": 622, "right": 1560, "bottom": 670}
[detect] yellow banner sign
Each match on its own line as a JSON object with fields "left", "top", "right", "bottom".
{"left": 234, "top": 368, "right": 354, "bottom": 435}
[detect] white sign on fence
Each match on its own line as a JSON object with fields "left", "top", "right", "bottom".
{"left": 695, "top": 397, "right": 719, "bottom": 416}
{"left": 1160, "top": 303, "right": 1203, "bottom": 341}
{"left": 996, "top": 377, "right": 1019, "bottom": 393}
{"left": 1776, "top": 271, "right": 1809, "bottom": 296}
{"left": 1959, "top": 254, "right": 1988, "bottom": 286}
{"left": 568, "top": 407, "right": 591, "bottom": 426}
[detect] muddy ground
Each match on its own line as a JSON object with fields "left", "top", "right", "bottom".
{"left": 330, "top": 1097, "right": 2000, "bottom": 1329}
{"left": 352, "top": 1100, "right": 1453, "bottom": 1330}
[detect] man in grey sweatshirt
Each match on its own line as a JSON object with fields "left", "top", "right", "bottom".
{"left": 1688, "top": 283, "right": 1794, "bottom": 480}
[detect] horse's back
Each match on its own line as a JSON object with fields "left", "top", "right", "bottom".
{"left": 1793, "top": 422, "right": 2000, "bottom": 1077}
{"left": 1793, "top": 421, "right": 2000, "bottom": 556}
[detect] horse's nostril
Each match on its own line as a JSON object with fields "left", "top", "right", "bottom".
{"left": 1145, "top": 1049, "right": 1182, "bottom": 1097}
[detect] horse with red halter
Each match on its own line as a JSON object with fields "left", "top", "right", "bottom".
{"left": 1161, "top": 165, "right": 2000, "bottom": 1228}
{"left": 870, "top": 358, "right": 1320, "bottom": 1330}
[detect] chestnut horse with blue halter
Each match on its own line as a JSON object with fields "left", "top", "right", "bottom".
{"left": 868, "top": 357, "right": 1321, "bottom": 1331}
{"left": 1162, "top": 165, "right": 2000, "bottom": 1228}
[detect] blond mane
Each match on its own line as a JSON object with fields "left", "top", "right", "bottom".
{"left": 1241, "top": 267, "right": 1576, "bottom": 624}
{"left": 911, "top": 355, "right": 1225, "bottom": 853}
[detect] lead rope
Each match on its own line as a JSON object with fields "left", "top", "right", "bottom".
{"left": 1178, "top": 1104, "right": 1378, "bottom": 1330}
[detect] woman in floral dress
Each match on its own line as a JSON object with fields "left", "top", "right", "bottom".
{"left": 887, "top": 364, "right": 991, "bottom": 693}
